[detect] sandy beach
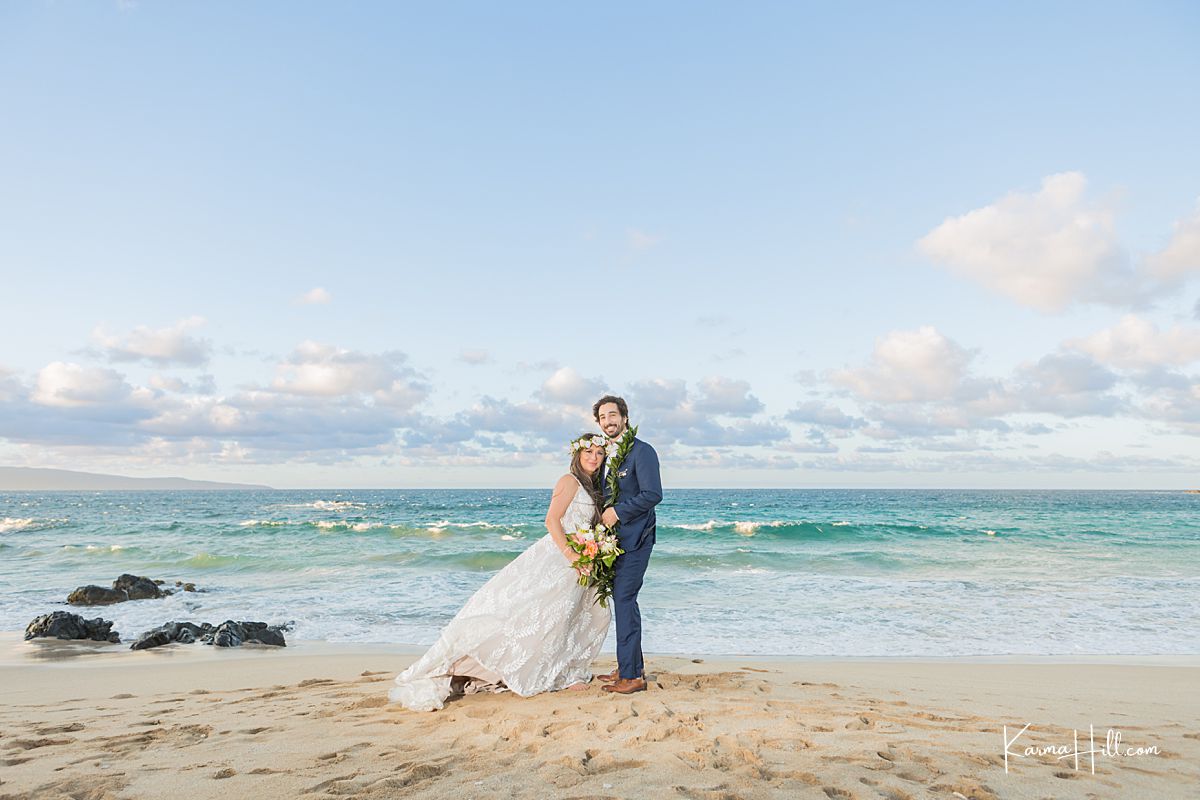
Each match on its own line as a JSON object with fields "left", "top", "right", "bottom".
{"left": 1, "top": 634, "right": 1196, "bottom": 799}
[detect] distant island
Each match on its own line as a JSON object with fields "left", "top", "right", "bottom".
{"left": 0, "top": 467, "right": 272, "bottom": 491}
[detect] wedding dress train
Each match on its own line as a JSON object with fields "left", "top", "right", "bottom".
{"left": 388, "top": 479, "right": 612, "bottom": 711}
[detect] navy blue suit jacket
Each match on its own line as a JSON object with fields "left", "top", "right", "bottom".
{"left": 604, "top": 436, "right": 663, "bottom": 551}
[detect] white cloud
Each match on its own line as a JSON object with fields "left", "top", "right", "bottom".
{"left": 149, "top": 375, "right": 186, "bottom": 392}
{"left": 692, "top": 377, "right": 764, "bottom": 416}
{"left": 92, "top": 316, "right": 211, "bottom": 366}
{"left": 628, "top": 378, "right": 688, "bottom": 410}
{"left": 0, "top": 367, "right": 21, "bottom": 403}
{"left": 675, "top": 450, "right": 799, "bottom": 470}
{"left": 459, "top": 396, "right": 585, "bottom": 441}
{"left": 804, "top": 450, "right": 1198, "bottom": 474}
{"left": 859, "top": 405, "right": 1010, "bottom": 440}
{"left": 1012, "top": 354, "right": 1123, "bottom": 417}
{"left": 7, "top": 318, "right": 1199, "bottom": 472}
{"left": 269, "top": 341, "right": 428, "bottom": 408}
{"left": 32, "top": 362, "right": 134, "bottom": 407}
{"left": 458, "top": 349, "right": 492, "bottom": 365}
{"left": 827, "top": 327, "right": 1128, "bottom": 438}
{"left": 537, "top": 367, "right": 606, "bottom": 406}
{"left": 1066, "top": 315, "right": 1200, "bottom": 369}
{"left": 1145, "top": 200, "right": 1200, "bottom": 283}
{"left": 1140, "top": 377, "right": 1200, "bottom": 433}
{"left": 918, "top": 172, "right": 1140, "bottom": 312}
{"left": 297, "top": 287, "right": 333, "bottom": 305}
{"left": 785, "top": 401, "right": 865, "bottom": 429}
{"left": 579, "top": 376, "right": 790, "bottom": 446}
{"left": 149, "top": 373, "right": 217, "bottom": 394}
{"left": 139, "top": 391, "right": 412, "bottom": 457}
{"left": 831, "top": 326, "right": 977, "bottom": 403}
{"left": 142, "top": 396, "right": 249, "bottom": 436}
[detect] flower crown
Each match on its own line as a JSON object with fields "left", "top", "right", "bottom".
{"left": 569, "top": 434, "right": 607, "bottom": 454}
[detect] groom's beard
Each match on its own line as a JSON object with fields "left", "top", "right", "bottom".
{"left": 602, "top": 423, "right": 626, "bottom": 439}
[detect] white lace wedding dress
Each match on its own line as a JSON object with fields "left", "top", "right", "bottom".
{"left": 388, "top": 478, "right": 612, "bottom": 711}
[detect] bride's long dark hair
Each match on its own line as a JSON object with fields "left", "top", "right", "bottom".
{"left": 569, "top": 434, "right": 606, "bottom": 527}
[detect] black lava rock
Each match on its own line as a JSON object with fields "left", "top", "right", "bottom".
{"left": 113, "top": 573, "right": 167, "bottom": 600}
{"left": 129, "top": 621, "right": 216, "bottom": 650}
{"left": 205, "top": 620, "right": 288, "bottom": 648}
{"left": 25, "top": 611, "right": 120, "bottom": 643}
{"left": 67, "top": 574, "right": 194, "bottom": 606}
{"left": 129, "top": 620, "right": 287, "bottom": 650}
{"left": 66, "top": 585, "right": 128, "bottom": 605}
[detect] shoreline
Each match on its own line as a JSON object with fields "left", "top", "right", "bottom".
{"left": 5, "top": 632, "right": 1198, "bottom": 668}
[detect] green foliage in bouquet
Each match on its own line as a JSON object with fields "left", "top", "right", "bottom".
{"left": 566, "top": 523, "right": 624, "bottom": 608}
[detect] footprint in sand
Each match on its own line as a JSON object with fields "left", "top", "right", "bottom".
{"left": 346, "top": 695, "right": 389, "bottom": 710}
{"left": 674, "top": 785, "right": 751, "bottom": 800}
{"left": 93, "top": 724, "right": 213, "bottom": 756}
{"left": 821, "top": 787, "right": 855, "bottom": 799}
{"left": 33, "top": 723, "right": 85, "bottom": 735}
{"left": 4, "top": 775, "right": 129, "bottom": 799}
{"left": 929, "top": 779, "right": 997, "bottom": 800}
{"left": 6, "top": 737, "right": 75, "bottom": 751}
{"left": 315, "top": 741, "right": 375, "bottom": 763}
{"left": 857, "top": 778, "right": 915, "bottom": 800}
{"left": 306, "top": 761, "right": 447, "bottom": 794}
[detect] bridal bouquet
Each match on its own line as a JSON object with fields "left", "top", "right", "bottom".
{"left": 566, "top": 523, "right": 624, "bottom": 608}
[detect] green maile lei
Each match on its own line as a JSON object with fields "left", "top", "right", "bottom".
{"left": 604, "top": 424, "right": 639, "bottom": 513}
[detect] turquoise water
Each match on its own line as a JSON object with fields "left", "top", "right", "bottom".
{"left": 1, "top": 489, "right": 1197, "bottom": 656}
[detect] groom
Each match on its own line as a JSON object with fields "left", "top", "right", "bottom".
{"left": 594, "top": 395, "right": 662, "bottom": 695}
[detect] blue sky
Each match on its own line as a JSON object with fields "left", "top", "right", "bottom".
{"left": 1, "top": 1, "right": 1199, "bottom": 488}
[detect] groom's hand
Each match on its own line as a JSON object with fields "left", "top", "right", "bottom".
{"left": 601, "top": 507, "right": 619, "bottom": 527}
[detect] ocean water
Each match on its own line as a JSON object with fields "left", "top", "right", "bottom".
{"left": 1, "top": 489, "right": 1197, "bottom": 657}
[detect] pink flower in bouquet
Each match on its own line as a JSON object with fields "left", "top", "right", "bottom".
{"left": 584, "top": 540, "right": 599, "bottom": 557}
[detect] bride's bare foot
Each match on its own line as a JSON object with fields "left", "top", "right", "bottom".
{"left": 565, "top": 680, "right": 590, "bottom": 691}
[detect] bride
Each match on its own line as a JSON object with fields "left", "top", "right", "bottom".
{"left": 388, "top": 433, "right": 613, "bottom": 711}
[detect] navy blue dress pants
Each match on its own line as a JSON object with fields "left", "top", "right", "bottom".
{"left": 612, "top": 526, "right": 654, "bottom": 680}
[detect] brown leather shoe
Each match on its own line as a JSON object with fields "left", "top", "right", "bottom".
{"left": 598, "top": 668, "right": 643, "bottom": 683}
{"left": 602, "top": 677, "right": 647, "bottom": 694}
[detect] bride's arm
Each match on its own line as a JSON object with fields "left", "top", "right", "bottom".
{"left": 544, "top": 474, "right": 579, "bottom": 564}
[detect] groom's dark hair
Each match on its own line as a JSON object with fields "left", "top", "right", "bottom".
{"left": 592, "top": 394, "right": 629, "bottom": 421}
